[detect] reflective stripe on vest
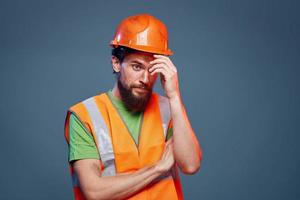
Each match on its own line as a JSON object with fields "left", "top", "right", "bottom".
{"left": 158, "top": 96, "right": 171, "bottom": 139}
{"left": 82, "top": 97, "right": 116, "bottom": 176}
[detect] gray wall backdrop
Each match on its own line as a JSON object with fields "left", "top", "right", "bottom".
{"left": 1, "top": 0, "right": 299, "bottom": 199}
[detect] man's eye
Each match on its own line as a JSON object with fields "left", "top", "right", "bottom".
{"left": 132, "top": 65, "right": 142, "bottom": 71}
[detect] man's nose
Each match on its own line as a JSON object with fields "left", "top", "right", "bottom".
{"left": 140, "top": 70, "right": 150, "bottom": 84}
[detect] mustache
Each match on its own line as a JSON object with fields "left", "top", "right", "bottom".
{"left": 131, "top": 84, "right": 151, "bottom": 90}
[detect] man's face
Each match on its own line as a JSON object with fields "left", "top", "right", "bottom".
{"left": 113, "top": 51, "right": 158, "bottom": 112}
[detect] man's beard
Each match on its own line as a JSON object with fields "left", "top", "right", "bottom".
{"left": 117, "top": 78, "right": 152, "bottom": 112}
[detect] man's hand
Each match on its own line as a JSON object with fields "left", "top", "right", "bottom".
{"left": 150, "top": 55, "right": 202, "bottom": 175}
{"left": 149, "top": 55, "right": 180, "bottom": 100}
{"left": 155, "top": 139, "right": 175, "bottom": 174}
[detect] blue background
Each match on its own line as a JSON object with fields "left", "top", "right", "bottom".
{"left": 1, "top": 0, "right": 299, "bottom": 199}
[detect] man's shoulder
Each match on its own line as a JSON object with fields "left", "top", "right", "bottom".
{"left": 68, "top": 92, "right": 108, "bottom": 110}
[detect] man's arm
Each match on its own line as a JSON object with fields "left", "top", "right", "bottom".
{"left": 150, "top": 55, "right": 202, "bottom": 174}
{"left": 169, "top": 96, "right": 202, "bottom": 174}
{"left": 73, "top": 140, "right": 174, "bottom": 200}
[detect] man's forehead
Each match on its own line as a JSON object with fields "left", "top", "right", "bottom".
{"left": 125, "top": 52, "right": 155, "bottom": 63}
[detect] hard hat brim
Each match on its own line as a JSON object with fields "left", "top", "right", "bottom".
{"left": 110, "top": 41, "right": 173, "bottom": 56}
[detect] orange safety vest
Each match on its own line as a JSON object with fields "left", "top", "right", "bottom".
{"left": 64, "top": 92, "right": 184, "bottom": 200}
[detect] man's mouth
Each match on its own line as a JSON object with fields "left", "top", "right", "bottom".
{"left": 132, "top": 86, "right": 150, "bottom": 94}
{"left": 134, "top": 87, "right": 148, "bottom": 91}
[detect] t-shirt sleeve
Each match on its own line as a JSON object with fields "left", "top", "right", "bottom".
{"left": 68, "top": 113, "right": 100, "bottom": 162}
{"left": 166, "top": 119, "right": 173, "bottom": 141}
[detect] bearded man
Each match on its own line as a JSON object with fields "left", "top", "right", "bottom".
{"left": 64, "top": 14, "right": 202, "bottom": 200}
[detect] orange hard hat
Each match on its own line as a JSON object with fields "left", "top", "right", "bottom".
{"left": 110, "top": 14, "right": 173, "bottom": 55}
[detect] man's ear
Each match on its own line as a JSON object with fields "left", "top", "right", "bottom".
{"left": 111, "top": 56, "right": 121, "bottom": 73}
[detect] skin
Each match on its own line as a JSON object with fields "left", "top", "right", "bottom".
{"left": 73, "top": 51, "right": 202, "bottom": 200}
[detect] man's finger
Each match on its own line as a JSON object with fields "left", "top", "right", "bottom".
{"left": 166, "top": 138, "right": 173, "bottom": 145}
{"left": 150, "top": 59, "right": 172, "bottom": 70}
{"left": 149, "top": 64, "right": 172, "bottom": 74}
{"left": 150, "top": 67, "right": 169, "bottom": 78}
{"left": 153, "top": 55, "right": 177, "bottom": 72}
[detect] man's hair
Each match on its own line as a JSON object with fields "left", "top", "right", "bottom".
{"left": 111, "top": 46, "right": 138, "bottom": 64}
{"left": 111, "top": 46, "right": 139, "bottom": 75}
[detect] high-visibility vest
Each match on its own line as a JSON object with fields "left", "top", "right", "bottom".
{"left": 64, "top": 92, "right": 184, "bottom": 200}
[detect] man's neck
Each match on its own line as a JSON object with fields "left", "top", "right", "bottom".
{"left": 112, "top": 83, "right": 122, "bottom": 100}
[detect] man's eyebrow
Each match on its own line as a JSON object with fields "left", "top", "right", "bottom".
{"left": 130, "top": 61, "right": 144, "bottom": 65}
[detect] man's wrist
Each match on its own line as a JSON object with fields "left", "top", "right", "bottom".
{"left": 168, "top": 94, "right": 181, "bottom": 105}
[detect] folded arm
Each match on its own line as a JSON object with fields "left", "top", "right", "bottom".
{"left": 73, "top": 140, "right": 174, "bottom": 200}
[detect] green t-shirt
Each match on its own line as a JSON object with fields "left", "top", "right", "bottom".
{"left": 107, "top": 90, "right": 143, "bottom": 145}
{"left": 68, "top": 91, "right": 173, "bottom": 162}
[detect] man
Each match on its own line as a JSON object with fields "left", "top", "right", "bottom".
{"left": 64, "top": 14, "right": 202, "bottom": 200}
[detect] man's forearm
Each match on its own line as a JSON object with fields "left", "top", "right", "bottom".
{"left": 75, "top": 162, "right": 162, "bottom": 200}
{"left": 169, "top": 95, "right": 202, "bottom": 174}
